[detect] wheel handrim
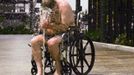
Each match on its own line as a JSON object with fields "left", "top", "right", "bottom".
{"left": 69, "top": 37, "right": 95, "bottom": 74}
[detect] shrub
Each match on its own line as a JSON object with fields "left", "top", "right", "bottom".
{"left": 114, "top": 33, "right": 133, "bottom": 46}
{"left": 0, "top": 25, "right": 33, "bottom": 34}
{"left": 85, "top": 29, "right": 101, "bottom": 41}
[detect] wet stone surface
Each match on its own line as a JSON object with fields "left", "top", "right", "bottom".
{"left": 0, "top": 35, "right": 134, "bottom": 75}
{"left": 0, "top": 35, "right": 32, "bottom": 75}
{"left": 91, "top": 46, "right": 134, "bottom": 75}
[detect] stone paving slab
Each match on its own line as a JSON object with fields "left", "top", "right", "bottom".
{"left": 91, "top": 46, "right": 134, "bottom": 75}
{"left": 0, "top": 35, "right": 32, "bottom": 75}
{"left": 0, "top": 35, "right": 134, "bottom": 75}
{"left": 94, "top": 42, "right": 134, "bottom": 53}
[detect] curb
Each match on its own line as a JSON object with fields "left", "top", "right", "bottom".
{"left": 93, "top": 42, "right": 134, "bottom": 53}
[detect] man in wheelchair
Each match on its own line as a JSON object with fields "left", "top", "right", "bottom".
{"left": 30, "top": 0, "right": 74, "bottom": 75}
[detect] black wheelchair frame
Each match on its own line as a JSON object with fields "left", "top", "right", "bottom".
{"left": 30, "top": 11, "right": 95, "bottom": 75}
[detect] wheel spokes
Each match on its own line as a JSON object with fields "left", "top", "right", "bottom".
{"left": 70, "top": 38, "right": 95, "bottom": 74}
{"left": 83, "top": 57, "right": 90, "bottom": 67}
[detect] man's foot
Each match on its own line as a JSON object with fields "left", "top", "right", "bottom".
{"left": 54, "top": 70, "right": 61, "bottom": 75}
{"left": 36, "top": 73, "right": 42, "bottom": 75}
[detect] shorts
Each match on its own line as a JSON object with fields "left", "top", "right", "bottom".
{"left": 45, "top": 33, "right": 64, "bottom": 41}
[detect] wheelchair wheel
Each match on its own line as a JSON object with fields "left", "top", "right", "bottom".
{"left": 31, "top": 51, "right": 55, "bottom": 75}
{"left": 69, "top": 34, "right": 95, "bottom": 75}
{"left": 44, "top": 51, "right": 55, "bottom": 74}
{"left": 44, "top": 51, "right": 72, "bottom": 75}
{"left": 31, "top": 57, "right": 37, "bottom": 75}
{"left": 61, "top": 59, "right": 72, "bottom": 75}
{"left": 60, "top": 43, "right": 72, "bottom": 75}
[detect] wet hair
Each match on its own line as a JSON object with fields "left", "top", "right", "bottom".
{"left": 41, "top": 0, "right": 56, "bottom": 9}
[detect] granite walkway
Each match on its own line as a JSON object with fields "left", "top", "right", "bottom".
{"left": 0, "top": 35, "right": 134, "bottom": 75}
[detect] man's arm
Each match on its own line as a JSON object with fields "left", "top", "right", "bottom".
{"left": 39, "top": 0, "right": 75, "bottom": 35}
{"left": 39, "top": 11, "right": 51, "bottom": 30}
{"left": 46, "top": 1, "right": 75, "bottom": 35}
{"left": 58, "top": 1, "right": 74, "bottom": 25}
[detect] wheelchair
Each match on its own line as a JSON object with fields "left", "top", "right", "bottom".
{"left": 30, "top": 11, "right": 95, "bottom": 75}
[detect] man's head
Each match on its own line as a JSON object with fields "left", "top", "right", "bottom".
{"left": 42, "top": 0, "right": 56, "bottom": 9}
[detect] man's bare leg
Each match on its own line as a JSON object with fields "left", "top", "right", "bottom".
{"left": 48, "top": 45, "right": 61, "bottom": 75}
{"left": 47, "top": 36, "right": 62, "bottom": 75}
{"left": 54, "top": 60, "right": 61, "bottom": 75}
{"left": 31, "top": 35, "right": 44, "bottom": 75}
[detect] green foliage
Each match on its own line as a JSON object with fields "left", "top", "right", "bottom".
{"left": 0, "top": 16, "right": 5, "bottom": 22}
{"left": 85, "top": 30, "right": 101, "bottom": 41}
{"left": 115, "top": 33, "right": 127, "bottom": 45}
{"left": 114, "top": 33, "right": 133, "bottom": 46}
{"left": 0, "top": 25, "right": 33, "bottom": 34}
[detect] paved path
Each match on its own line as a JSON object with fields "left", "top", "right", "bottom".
{"left": 0, "top": 35, "right": 32, "bottom": 75}
{"left": 0, "top": 35, "right": 134, "bottom": 75}
{"left": 91, "top": 45, "right": 134, "bottom": 75}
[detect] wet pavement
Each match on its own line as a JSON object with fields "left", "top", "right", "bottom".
{"left": 91, "top": 46, "right": 134, "bottom": 75}
{"left": 0, "top": 35, "right": 32, "bottom": 75}
{"left": 0, "top": 35, "right": 134, "bottom": 75}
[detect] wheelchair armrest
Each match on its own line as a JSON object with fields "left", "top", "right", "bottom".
{"left": 68, "top": 26, "right": 79, "bottom": 31}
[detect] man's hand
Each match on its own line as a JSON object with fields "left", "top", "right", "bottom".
{"left": 46, "top": 28, "right": 55, "bottom": 35}
{"left": 40, "top": 19, "right": 49, "bottom": 29}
